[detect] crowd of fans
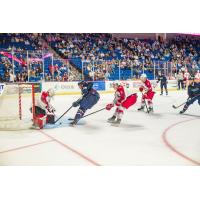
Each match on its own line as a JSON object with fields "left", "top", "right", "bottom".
{"left": 0, "top": 34, "right": 82, "bottom": 82}
{"left": 45, "top": 33, "right": 200, "bottom": 80}
{"left": 44, "top": 63, "right": 82, "bottom": 82}
{"left": 0, "top": 33, "right": 200, "bottom": 83}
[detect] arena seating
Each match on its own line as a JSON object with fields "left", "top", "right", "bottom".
{"left": 1, "top": 33, "right": 200, "bottom": 82}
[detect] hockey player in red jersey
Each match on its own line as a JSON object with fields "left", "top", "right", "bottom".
{"left": 138, "top": 74, "right": 155, "bottom": 112}
{"left": 106, "top": 81, "right": 137, "bottom": 125}
{"left": 30, "top": 88, "right": 55, "bottom": 128}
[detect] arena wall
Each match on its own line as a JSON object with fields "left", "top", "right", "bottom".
{"left": 42, "top": 80, "right": 178, "bottom": 95}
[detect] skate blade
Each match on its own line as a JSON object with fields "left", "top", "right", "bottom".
{"left": 147, "top": 111, "right": 154, "bottom": 114}
{"left": 69, "top": 123, "right": 76, "bottom": 127}
{"left": 111, "top": 123, "right": 120, "bottom": 127}
{"left": 30, "top": 124, "right": 41, "bottom": 130}
{"left": 107, "top": 120, "right": 115, "bottom": 123}
{"left": 68, "top": 118, "right": 74, "bottom": 121}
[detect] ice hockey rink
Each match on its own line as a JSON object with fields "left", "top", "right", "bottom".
{"left": 0, "top": 90, "right": 199, "bottom": 166}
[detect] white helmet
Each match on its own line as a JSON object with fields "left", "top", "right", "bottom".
{"left": 140, "top": 73, "right": 147, "bottom": 79}
{"left": 113, "top": 80, "right": 120, "bottom": 86}
{"left": 48, "top": 88, "right": 55, "bottom": 97}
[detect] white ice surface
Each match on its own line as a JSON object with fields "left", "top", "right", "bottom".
{"left": 0, "top": 90, "right": 199, "bottom": 165}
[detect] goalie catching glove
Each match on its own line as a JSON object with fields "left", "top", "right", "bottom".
{"left": 46, "top": 104, "right": 56, "bottom": 113}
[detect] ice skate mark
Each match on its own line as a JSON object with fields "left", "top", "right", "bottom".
{"left": 83, "top": 124, "right": 101, "bottom": 130}
{"left": 0, "top": 140, "right": 54, "bottom": 154}
{"left": 162, "top": 119, "right": 200, "bottom": 165}
{"left": 111, "top": 123, "right": 144, "bottom": 130}
{"left": 39, "top": 130, "right": 101, "bottom": 166}
{"left": 181, "top": 113, "right": 200, "bottom": 118}
{"left": 137, "top": 111, "right": 164, "bottom": 118}
{"left": 147, "top": 113, "right": 163, "bottom": 117}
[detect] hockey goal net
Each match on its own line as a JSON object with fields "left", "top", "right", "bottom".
{"left": 0, "top": 83, "right": 37, "bottom": 131}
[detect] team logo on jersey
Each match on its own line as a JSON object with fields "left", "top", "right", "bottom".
{"left": 0, "top": 84, "right": 5, "bottom": 96}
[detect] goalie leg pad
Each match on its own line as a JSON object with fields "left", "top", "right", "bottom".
{"left": 34, "top": 115, "right": 47, "bottom": 129}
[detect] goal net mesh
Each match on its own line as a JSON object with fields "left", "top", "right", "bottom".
{"left": 0, "top": 83, "right": 35, "bottom": 131}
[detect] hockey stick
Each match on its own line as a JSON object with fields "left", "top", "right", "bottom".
{"left": 54, "top": 105, "right": 73, "bottom": 124}
{"left": 172, "top": 94, "right": 200, "bottom": 109}
{"left": 54, "top": 97, "right": 83, "bottom": 124}
{"left": 144, "top": 98, "right": 149, "bottom": 113}
{"left": 172, "top": 102, "right": 186, "bottom": 109}
{"left": 68, "top": 107, "right": 106, "bottom": 120}
{"left": 82, "top": 108, "right": 106, "bottom": 119}
{"left": 141, "top": 92, "right": 149, "bottom": 113}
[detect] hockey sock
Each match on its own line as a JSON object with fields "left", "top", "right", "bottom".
{"left": 74, "top": 108, "right": 86, "bottom": 123}
{"left": 147, "top": 100, "right": 153, "bottom": 108}
{"left": 115, "top": 107, "right": 124, "bottom": 119}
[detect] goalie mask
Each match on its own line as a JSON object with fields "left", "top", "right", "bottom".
{"left": 48, "top": 88, "right": 55, "bottom": 97}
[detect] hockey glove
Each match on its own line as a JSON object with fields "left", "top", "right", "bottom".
{"left": 46, "top": 104, "right": 56, "bottom": 113}
{"left": 139, "top": 87, "right": 144, "bottom": 92}
{"left": 106, "top": 103, "right": 114, "bottom": 111}
{"left": 72, "top": 100, "right": 80, "bottom": 107}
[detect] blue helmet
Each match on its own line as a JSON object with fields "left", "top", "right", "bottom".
{"left": 78, "top": 80, "right": 86, "bottom": 86}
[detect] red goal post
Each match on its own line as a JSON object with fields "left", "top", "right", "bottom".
{"left": 0, "top": 82, "right": 40, "bottom": 130}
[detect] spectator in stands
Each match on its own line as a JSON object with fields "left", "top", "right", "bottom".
{"left": 177, "top": 71, "right": 184, "bottom": 90}
{"left": 4, "top": 70, "right": 10, "bottom": 82}
{"left": 9, "top": 71, "right": 15, "bottom": 82}
{"left": 0, "top": 75, "right": 3, "bottom": 82}
{"left": 195, "top": 70, "right": 200, "bottom": 80}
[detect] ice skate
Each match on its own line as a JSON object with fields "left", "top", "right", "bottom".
{"left": 148, "top": 107, "right": 154, "bottom": 113}
{"left": 138, "top": 106, "right": 144, "bottom": 111}
{"left": 107, "top": 116, "right": 116, "bottom": 123}
{"left": 69, "top": 120, "right": 78, "bottom": 126}
{"left": 179, "top": 109, "right": 187, "bottom": 114}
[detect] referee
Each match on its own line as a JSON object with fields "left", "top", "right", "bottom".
{"left": 157, "top": 72, "right": 168, "bottom": 95}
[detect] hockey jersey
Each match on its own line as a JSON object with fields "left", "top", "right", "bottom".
{"left": 140, "top": 79, "right": 155, "bottom": 100}
{"left": 114, "top": 85, "right": 126, "bottom": 106}
{"left": 35, "top": 91, "right": 52, "bottom": 110}
{"left": 80, "top": 81, "right": 99, "bottom": 97}
{"left": 157, "top": 75, "right": 167, "bottom": 84}
{"left": 141, "top": 79, "right": 153, "bottom": 93}
{"left": 188, "top": 83, "right": 200, "bottom": 97}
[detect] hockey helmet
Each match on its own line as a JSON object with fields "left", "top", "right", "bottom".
{"left": 112, "top": 80, "right": 120, "bottom": 86}
{"left": 140, "top": 73, "right": 147, "bottom": 79}
{"left": 48, "top": 88, "right": 55, "bottom": 97}
{"left": 78, "top": 80, "right": 86, "bottom": 86}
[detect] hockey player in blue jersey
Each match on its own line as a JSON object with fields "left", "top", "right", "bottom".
{"left": 180, "top": 78, "right": 200, "bottom": 114}
{"left": 70, "top": 81, "right": 100, "bottom": 126}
